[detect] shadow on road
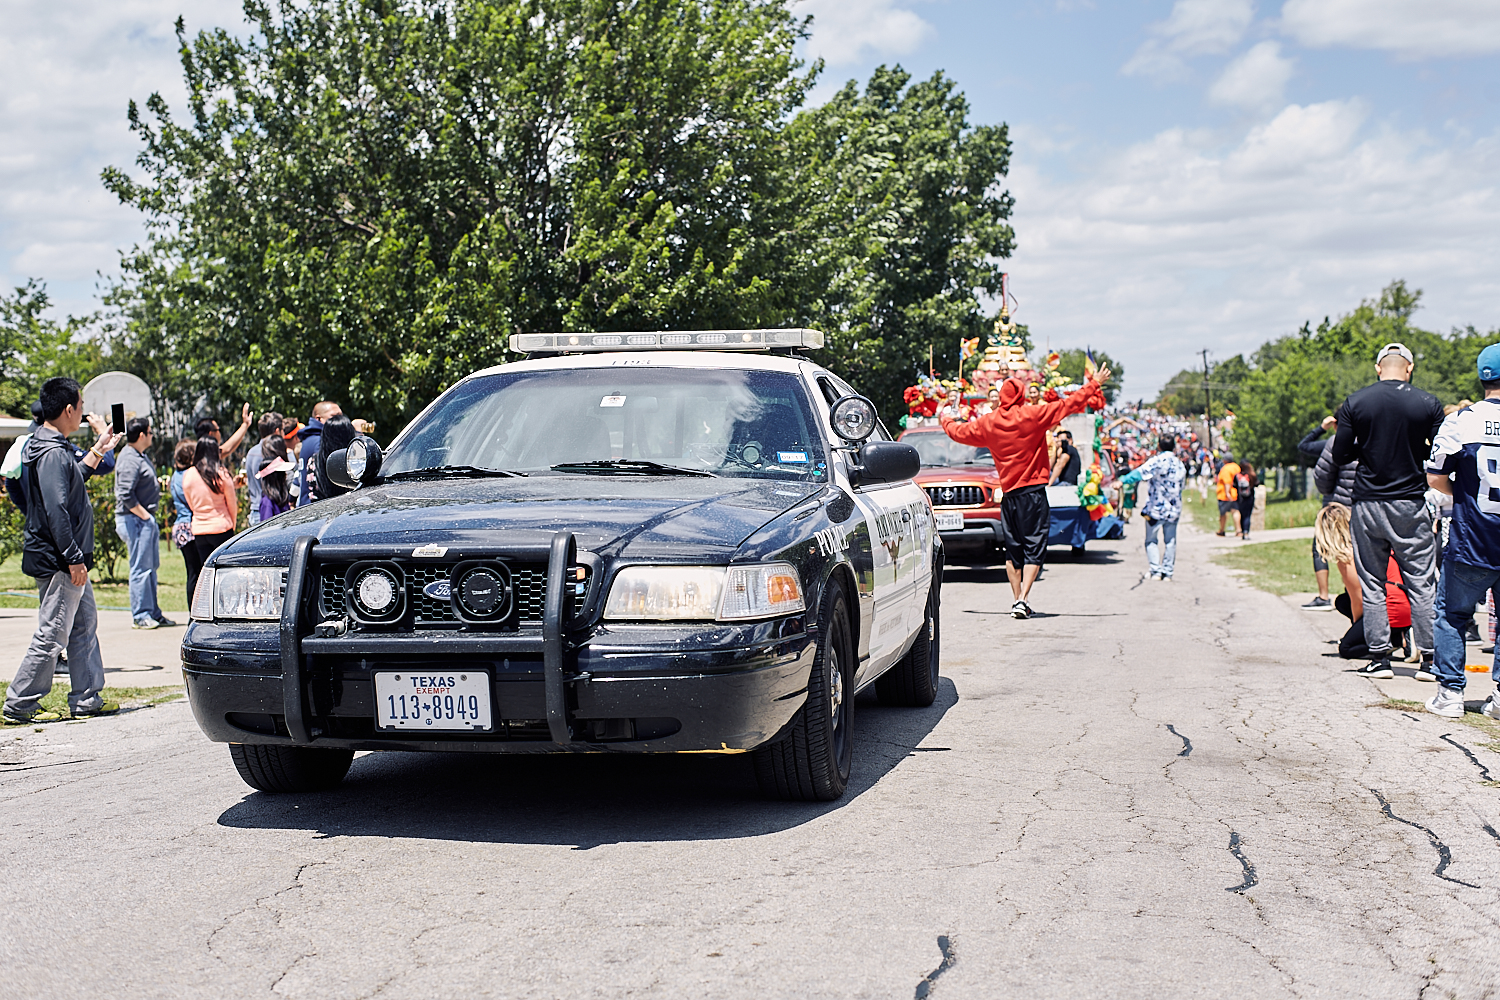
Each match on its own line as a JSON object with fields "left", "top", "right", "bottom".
{"left": 215, "top": 679, "right": 959, "bottom": 848}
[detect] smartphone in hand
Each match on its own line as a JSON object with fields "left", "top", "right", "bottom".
{"left": 111, "top": 403, "right": 126, "bottom": 435}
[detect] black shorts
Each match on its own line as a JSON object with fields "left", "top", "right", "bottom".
{"left": 1000, "top": 485, "right": 1049, "bottom": 567}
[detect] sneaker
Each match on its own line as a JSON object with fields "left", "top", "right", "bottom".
{"left": 1356, "top": 657, "right": 1394, "bottom": 679}
{"left": 1011, "top": 600, "right": 1032, "bottom": 620}
{"left": 1426, "top": 687, "right": 1465, "bottom": 719}
{"left": 3, "top": 708, "right": 62, "bottom": 724}
{"left": 1465, "top": 623, "right": 1481, "bottom": 643}
{"left": 1301, "top": 596, "right": 1333, "bottom": 612}
{"left": 131, "top": 618, "right": 159, "bottom": 630}
{"left": 1481, "top": 695, "right": 1500, "bottom": 721}
{"left": 154, "top": 617, "right": 180, "bottom": 627}
{"left": 1413, "top": 654, "right": 1437, "bottom": 683}
{"left": 1484, "top": 644, "right": 1496, "bottom": 655}
{"left": 69, "top": 701, "right": 120, "bottom": 718}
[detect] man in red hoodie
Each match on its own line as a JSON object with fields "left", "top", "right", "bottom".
{"left": 939, "top": 367, "right": 1111, "bottom": 618}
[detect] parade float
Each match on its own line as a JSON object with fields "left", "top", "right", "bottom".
{"left": 899, "top": 300, "right": 1125, "bottom": 552}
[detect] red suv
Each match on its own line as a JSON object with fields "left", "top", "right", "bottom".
{"left": 898, "top": 426, "right": 1004, "bottom": 562}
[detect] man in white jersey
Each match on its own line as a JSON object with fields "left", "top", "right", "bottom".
{"left": 1424, "top": 343, "right": 1500, "bottom": 719}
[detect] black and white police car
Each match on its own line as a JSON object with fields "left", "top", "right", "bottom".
{"left": 182, "top": 329, "right": 941, "bottom": 801}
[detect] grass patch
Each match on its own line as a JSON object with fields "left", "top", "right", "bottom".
{"left": 1182, "top": 488, "right": 1223, "bottom": 534}
{"left": 0, "top": 540, "right": 189, "bottom": 612}
{"left": 1263, "top": 495, "right": 1321, "bottom": 530}
{"left": 1182, "top": 486, "right": 1321, "bottom": 534}
{"left": 0, "top": 680, "right": 183, "bottom": 727}
{"left": 1213, "top": 537, "right": 1345, "bottom": 597}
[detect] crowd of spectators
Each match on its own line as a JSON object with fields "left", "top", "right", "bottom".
{"left": 1, "top": 384, "right": 372, "bottom": 723}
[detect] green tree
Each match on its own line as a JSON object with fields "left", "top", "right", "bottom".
{"left": 787, "top": 66, "right": 1015, "bottom": 420}
{"left": 1155, "top": 353, "right": 1247, "bottom": 417}
{"left": 104, "top": 0, "right": 815, "bottom": 433}
{"left": 1051, "top": 348, "right": 1123, "bottom": 403}
{"left": 0, "top": 281, "right": 104, "bottom": 418}
{"left": 1229, "top": 354, "right": 1338, "bottom": 468}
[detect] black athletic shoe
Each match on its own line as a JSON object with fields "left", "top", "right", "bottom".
{"left": 1356, "top": 657, "right": 1394, "bottom": 680}
{"left": 1011, "top": 600, "right": 1032, "bottom": 620}
{"left": 1413, "top": 652, "right": 1437, "bottom": 682}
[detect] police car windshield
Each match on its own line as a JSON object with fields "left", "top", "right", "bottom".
{"left": 904, "top": 433, "right": 990, "bottom": 468}
{"left": 384, "top": 367, "right": 828, "bottom": 481}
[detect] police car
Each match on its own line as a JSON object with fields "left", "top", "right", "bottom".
{"left": 182, "top": 330, "right": 942, "bottom": 801}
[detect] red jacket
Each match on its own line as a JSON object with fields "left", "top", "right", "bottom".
{"left": 939, "top": 377, "right": 1105, "bottom": 493}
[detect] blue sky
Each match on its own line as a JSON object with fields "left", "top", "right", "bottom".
{"left": 2, "top": 0, "right": 1498, "bottom": 399}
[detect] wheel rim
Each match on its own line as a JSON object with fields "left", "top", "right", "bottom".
{"left": 828, "top": 636, "right": 850, "bottom": 766}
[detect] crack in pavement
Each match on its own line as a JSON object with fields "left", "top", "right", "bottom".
{"left": 1438, "top": 733, "right": 1495, "bottom": 782}
{"left": 1225, "top": 831, "right": 1258, "bottom": 894}
{"left": 1165, "top": 724, "right": 1192, "bottom": 757}
{"left": 1401, "top": 713, "right": 1422, "bottom": 723}
{"left": 1369, "top": 788, "right": 1480, "bottom": 890}
{"left": 913, "top": 935, "right": 956, "bottom": 999}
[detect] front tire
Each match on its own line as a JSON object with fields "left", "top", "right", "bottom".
{"left": 229, "top": 743, "right": 355, "bottom": 793}
{"left": 753, "top": 579, "right": 855, "bottom": 801}
{"left": 876, "top": 576, "right": 941, "bottom": 707}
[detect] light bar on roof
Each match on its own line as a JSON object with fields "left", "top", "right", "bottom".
{"left": 509, "top": 329, "right": 825, "bottom": 353}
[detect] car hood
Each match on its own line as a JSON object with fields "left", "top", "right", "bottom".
{"left": 216, "top": 475, "right": 825, "bottom": 563}
{"left": 913, "top": 466, "right": 1001, "bottom": 485}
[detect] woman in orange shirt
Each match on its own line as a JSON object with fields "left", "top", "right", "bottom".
{"left": 182, "top": 437, "right": 238, "bottom": 566}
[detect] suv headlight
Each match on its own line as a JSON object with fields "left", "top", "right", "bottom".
{"left": 191, "top": 567, "right": 288, "bottom": 621}
{"left": 603, "top": 562, "right": 804, "bottom": 621}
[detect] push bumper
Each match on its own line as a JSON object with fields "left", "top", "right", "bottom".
{"left": 183, "top": 533, "right": 815, "bottom": 754}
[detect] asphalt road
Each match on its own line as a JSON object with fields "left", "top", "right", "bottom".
{"left": 3, "top": 523, "right": 1500, "bottom": 999}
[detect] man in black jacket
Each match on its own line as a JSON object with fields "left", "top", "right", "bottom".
{"left": 2, "top": 378, "right": 124, "bottom": 724}
{"left": 1331, "top": 343, "right": 1446, "bottom": 680}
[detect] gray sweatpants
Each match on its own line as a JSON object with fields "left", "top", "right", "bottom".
{"left": 1350, "top": 498, "right": 1438, "bottom": 655}
{"left": 3, "top": 571, "right": 106, "bottom": 717}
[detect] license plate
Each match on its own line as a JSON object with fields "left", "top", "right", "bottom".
{"left": 374, "top": 670, "right": 493, "bottom": 732}
{"left": 935, "top": 511, "right": 965, "bottom": 532}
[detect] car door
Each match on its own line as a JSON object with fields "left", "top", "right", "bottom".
{"left": 808, "top": 369, "right": 931, "bottom": 682}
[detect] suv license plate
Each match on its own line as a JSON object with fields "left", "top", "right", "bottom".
{"left": 374, "top": 671, "right": 494, "bottom": 732}
{"left": 935, "top": 511, "right": 965, "bottom": 532}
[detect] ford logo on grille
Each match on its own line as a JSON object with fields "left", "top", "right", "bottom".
{"left": 423, "top": 580, "right": 452, "bottom": 601}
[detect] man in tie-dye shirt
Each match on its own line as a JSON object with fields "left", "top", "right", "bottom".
{"left": 1120, "top": 435, "right": 1187, "bottom": 580}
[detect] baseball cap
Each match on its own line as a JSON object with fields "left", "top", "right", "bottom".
{"left": 1478, "top": 344, "right": 1500, "bottom": 381}
{"left": 1376, "top": 342, "right": 1414, "bottom": 365}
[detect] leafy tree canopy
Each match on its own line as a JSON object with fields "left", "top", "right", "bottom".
{"left": 0, "top": 281, "right": 104, "bottom": 419}
{"left": 1050, "top": 348, "right": 1123, "bottom": 403}
{"left": 96, "top": 0, "right": 1015, "bottom": 432}
{"left": 1162, "top": 280, "right": 1499, "bottom": 468}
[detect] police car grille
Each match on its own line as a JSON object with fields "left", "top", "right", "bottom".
{"left": 318, "top": 564, "right": 552, "bottom": 626}
{"left": 925, "top": 485, "right": 985, "bottom": 507}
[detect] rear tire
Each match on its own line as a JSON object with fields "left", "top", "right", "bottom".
{"left": 876, "top": 576, "right": 941, "bottom": 707}
{"left": 753, "top": 579, "right": 855, "bottom": 801}
{"left": 229, "top": 743, "right": 355, "bottom": 793}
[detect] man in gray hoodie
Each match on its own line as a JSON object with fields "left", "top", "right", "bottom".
{"left": 2, "top": 378, "right": 123, "bottom": 723}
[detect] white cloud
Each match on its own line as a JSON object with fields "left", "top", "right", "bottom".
{"left": 1209, "top": 41, "right": 1295, "bottom": 111}
{"left": 1007, "top": 106, "right": 1500, "bottom": 399}
{"left": 1124, "top": 0, "right": 1256, "bottom": 80}
{"left": 1281, "top": 0, "right": 1500, "bottom": 58}
{"left": 797, "top": 0, "right": 935, "bottom": 67}
{"left": 0, "top": 1, "right": 246, "bottom": 316}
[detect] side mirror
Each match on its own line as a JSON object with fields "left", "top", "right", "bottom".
{"left": 326, "top": 436, "right": 384, "bottom": 490}
{"left": 853, "top": 441, "right": 920, "bottom": 487}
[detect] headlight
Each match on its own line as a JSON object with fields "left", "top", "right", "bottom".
{"left": 192, "top": 567, "right": 288, "bottom": 621}
{"left": 602, "top": 562, "right": 805, "bottom": 621}
{"left": 719, "top": 562, "right": 805, "bottom": 619}
{"left": 604, "top": 566, "right": 724, "bottom": 620}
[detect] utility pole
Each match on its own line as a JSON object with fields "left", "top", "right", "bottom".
{"left": 1200, "top": 349, "right": 1213, "bottom": 453}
